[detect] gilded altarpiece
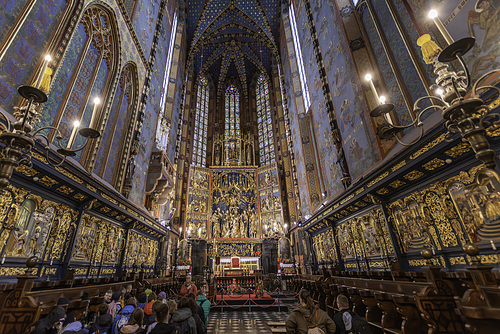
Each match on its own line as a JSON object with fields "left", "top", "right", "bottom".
{"left": 257, "top": 163, "right": 284, "bottom": 237}
{"left": 210, "top": 168, "right": 259, "bottom": 239}
{"left": 335, "top": 208, "right": 394, "bottom": 271}
{"left": 312, "top": 229, "right": 337, "bottom": 264}
{"left": 123, "top": 231, "right": 159, "bottom": 268}
{"left": 0, "top": 185, "right": 78, "bottom": 276}
{"left": 186, "top": 167, "right": 210, "bottom": 238}
{"left": 71, "top": 214, "right": 125, "bottom": 266}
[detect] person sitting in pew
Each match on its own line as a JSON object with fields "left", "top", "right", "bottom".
{"left": 137, "top": 292, "right": 148, "bottom": 310}
{"left": 118, "top": 307, "right": 144, "bottom": 334}
{"left": 333, "top": 294, "right": 371, "bottom": 334}
{"left": 109, "top": 291, "right": 123, "bottom": 320}
{"left": 285, "top": 289, "right": 336, "bottom": 334}
{"left": 149, "top": 303, "right": 175, "bottom": 334}
{"left": 88, "top": 304, "right": 113, "bottom": 334}
{"left": 34, "top": 306, "right": 66, "bottom": 334}
{"left": 104, "top": 290, "right": 113, "bottom": 305}
{"left": 60, "top": 313, "right": 88, "bottom": 334}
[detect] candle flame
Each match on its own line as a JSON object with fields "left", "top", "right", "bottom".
{"left": 428, "top": 9, "right": 438, "bottom": 19}
{"left": 73, "top": 120, "right": 80, "bottom": 127}
{"left": 93, "top": 97, "right": 101, "bottom": 105}
{"left": 365, "top": 74, "right": 372, "bottom": 81}
{"left": 44, "top": 54, "right": 52, "bottom": 62}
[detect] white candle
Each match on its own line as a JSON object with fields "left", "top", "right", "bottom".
{"left": 429, "top": 10, "right": 454, "bottom": 46}
{"left": 50, "top": 258, "right": 53, "bottom": 266}
{"left": 35, "top": 55, "right": 52, "bottom": 89}
{"left": 491, "top": 240, "right": 497, "bottom": 251}
{"left": 1, "top": 255, "right": 5, "bottom": 265}
{"left": 431, "top": 247, "right": 435, "bottom": 255}
{"left": 365, "top": 74, "right": 380, "bottom": 102}
{"left": 66, "top": 120, "right": 80, "bottom": 149}
{"left": 89, "top": 97, "right": 101, "bottom": 129}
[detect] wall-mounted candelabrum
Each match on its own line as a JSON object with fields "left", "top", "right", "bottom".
{"left": 0, "top": 54, "right": 101, "bottom": 189}
{"left": 369, "top": 9, "right": 500, "bottom": 169}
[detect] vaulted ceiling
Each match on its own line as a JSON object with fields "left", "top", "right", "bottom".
{"left": 186, "top": 0, "right": 281, "bottom": 94}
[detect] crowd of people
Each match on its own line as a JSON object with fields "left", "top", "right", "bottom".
{"left": 34, "top": 276, "right": 210, "bottom": 334}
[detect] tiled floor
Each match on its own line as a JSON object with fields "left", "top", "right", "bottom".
{"left": 207, "top": 311, "right": 290, "bottom": 333}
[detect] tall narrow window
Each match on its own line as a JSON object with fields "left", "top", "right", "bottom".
{"left": 257, "top": 74, "right": 275, "bottom": 165}
{"left": 193, "top": 76, "right": 209, "bottom": 166}
{"left": 224, "top": 85, "right": 240, "bottom": 165}
{"left": 39, "top": 6, "right": 117, "bottom": 163}
{"left": 156, "top": 12, "right": 178, "bottom": 151}
{"left": 288, "top": 3, "right": 311, "bottom": 111}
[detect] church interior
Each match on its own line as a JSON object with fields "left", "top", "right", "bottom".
{"left": 0, "top": 0, "right": 499, "bottom": 333}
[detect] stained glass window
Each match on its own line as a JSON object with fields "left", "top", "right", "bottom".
{"left": 257, "top": 74, "right": 275, "bottom": 165}
{"left": 289, "top": 3, "right": 311, "bottom": 112}
{"left": 224, "top": 85, "right": 240, "bottom": 165}
{"left": 193, "top": 76, "right": 209, "bottom": 166}
{"left": 155, "top": 12, "right": 178, "bottom": 151}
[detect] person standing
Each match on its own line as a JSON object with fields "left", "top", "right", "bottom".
{"left": 180, "top": 275, "right": 198, "bottom": 296}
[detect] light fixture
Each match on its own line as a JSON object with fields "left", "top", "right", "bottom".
{"left": 0, "top": 55, "right": 100, "bottom": 189}
{"left": 369, "top": 24, "right": 499, "bottom": 170}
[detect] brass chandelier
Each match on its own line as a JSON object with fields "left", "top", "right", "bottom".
{"left": 0, "top": 55, "right": 100, "bottom": 189}
{"left": 369, "top": 10, "right": 499, "bottom": 170}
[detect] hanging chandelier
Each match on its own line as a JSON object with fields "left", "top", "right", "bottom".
{"left": 368, "top": 9, "right": 499, "bottom": 169}
{"left": 0, "top": 55, "right": 100, "bottom": 189}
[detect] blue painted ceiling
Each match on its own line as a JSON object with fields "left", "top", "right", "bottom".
{"left": 186, "top": 0, "right": 281, "bottom": 93}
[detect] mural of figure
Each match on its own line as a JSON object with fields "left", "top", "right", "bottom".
{"left": 485, "top": 193, "right": 500, "bottom": 221}
{"left": 472, "top": 0, "right": 500, "bottom": 50}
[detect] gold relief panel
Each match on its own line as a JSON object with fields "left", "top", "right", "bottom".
{"left": 376, "top": 188, "right": 390, "bottom": 195}
{"left": 392, "top": 160, "right": 406, "bottom": 172}
{"left": 123, "top": 232, "right": 159, "bottom": 267}
{"left": 422, "top": 158, "right": 446, "bottom": 171}
{"left": 74, "top": 193, "right": 87, "bottom": 201}
{"left": 409, "top": 134, "right": 445, "bottom": 160}
{"left": 72, "top": 215, "right": 97, "bottom": 262}
{"left": 37, "top": 176, "right": 58, "bottom": 187}
{"left": 74, "top": 268, "right": 88, "bottom": 275}
{"left": 448, "top": 168, "right": 500, "bottom": 243}
{"left": 403, "top": 170, "right": 424, "bottom": 181}
{"left": 57, "top": 185, "right": 74, "bottom": 195}
{"left": 46, "top": 208, "right": 78, "bottom": 261}
{"left": 55, "top": 167, "right": 84, "bottom": 184}
{"left": 367, "top": 172, "right": 389, "bottom": 188}
{"left": 101, "top": 193, "right": 118, "bottom": 204}
{"left": 344, "top": 263, "right": 358, "bottom": 269}
{"left": 86, "top": 184, "right": 97, "bottom": 192}
{"left": 449, "top": 256, "right": 467, "bottom": 265}
{"left": 17, "top": 165, "right": 38, "bottom": 177}
{"left": 444, "top": 142, "right": 471, "bottom": 158}
{"left": 0, "top": 267, "right": 28, "bottom": 276}
{"left": 312, "top": 229, "right": 337, "bottom": 263}
{"left": 388, "top": 180, "right": 406, "bottom": 189}
{"left": 100, "top": 207, "right": 112, "bottom": 213}
{"left": 0, "top": 187, "right": 67, "bottom": 261}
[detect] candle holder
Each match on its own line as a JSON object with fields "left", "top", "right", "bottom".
{"left": 370, "top": 33, "right": 500, "bottom": 170}
{"left": 0, "top": 84, "right": 100, "bottom": 189}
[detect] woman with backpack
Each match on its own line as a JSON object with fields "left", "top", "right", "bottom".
{"left": 285, "top": 289, "right": 336, "bottom": 334}
{"left": 112, "top": 298, "right": 138, "bottom": 334}
{"left": 170, "top": 297, "right": 197, "bottom": 334}
{"left": 119, "top": 307, "right": 144, "bottom": 334}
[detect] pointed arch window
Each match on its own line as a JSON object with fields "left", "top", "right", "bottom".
{"left": 93, "top": 64, "right": 138, "bottom": 186}
{"left": 193, "top": 76, "right": 209, "bottom": 166}
{"left": 224, "top": 85, "right": 240, "bottom": 165}
{"left": 257, "top": 74, "right": 275, "bottom": 165}
{"left": 40, "top": 6, "right": 118, "bottom": 163}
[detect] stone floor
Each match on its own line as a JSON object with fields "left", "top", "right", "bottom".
{"left": 207, "top": 311, "right": 290, "bottom": 333}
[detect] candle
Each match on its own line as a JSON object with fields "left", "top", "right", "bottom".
{"left": 198, "top": 228, "right": 202, "bottom": 238}
{"left": 35, "top": 55, "right": 52, "bottom": 89}
{"left": 431, "top": 246, "right": 435, "bottom": 255}
{"left": 66, "top": 120, "right": 80, "bottom": 149}
{"left": 1, "top": 254, "right": 5, "bottom": 265}
{"left": 428, "top": 10, "right": 454, "bottom": 46}
{"left": 365, "top": 74, "right": 380, "bottom": 103}
{"left": 491, "top": 240, "right": 497, "bottom": 251}
{"left": 89, "top": 97, "right": 101, "bottom": 129}
{"left": 50, "top": 258, "right": 53, "bottom": 266}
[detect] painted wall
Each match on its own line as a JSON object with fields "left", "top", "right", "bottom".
{"left": 309, "top": 0, "right": 381, "bottom": 180}
{"left": 280, "top": 20, "right": 312, "bottom": 217}
{"left": 132, "top": 0, "right": 161, "bottom": 60}
{"left": 129, "top": 2, "right": 178, "bottom": 205}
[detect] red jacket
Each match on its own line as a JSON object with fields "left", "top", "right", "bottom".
{"left": 180, "top": 282, "right": 198, "bottom": 296}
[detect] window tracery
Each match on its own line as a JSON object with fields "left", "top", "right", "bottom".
{"left": 224, "top": 84, "right": 240, "bottom": 165}
{"left": 192, "top": 76, "right": 209, "bottom": 166}
{"left": 256, "top": 74, "right": 275, "bottom": 165}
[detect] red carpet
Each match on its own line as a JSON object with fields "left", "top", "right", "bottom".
{"left": 216, "top": 293, "right": 273, "bottom": 301}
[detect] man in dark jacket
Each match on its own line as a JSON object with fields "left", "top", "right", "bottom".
{"left": 186, "top": 293, "right": 205, "bottom": 325}
{"left": 150, "top": 304, "right": 174, "bottom": 334}
{"left": 88, "top": 304, "right": 113, "bottom": 334}
{"left": 34, "top": 306, "right": 66, "bottom": 334}
{"left": 170, "top": 297, "right": 197, "bottom": 334}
